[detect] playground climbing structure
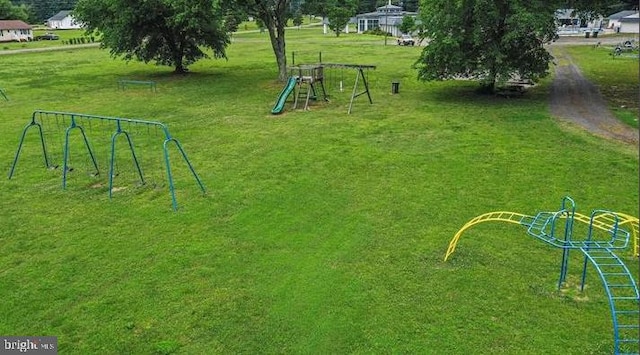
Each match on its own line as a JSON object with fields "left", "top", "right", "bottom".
{"left": 445, "top": 197, "right": 639, "bottom": 355}
{"left": 8, "top": 110, "right": 206, "bottom": 211}
{"left": 271, "top": 52, "right": 376, "bottom": 115}
{"left": 291, "top": 64, "right": 328, "bottom": 111}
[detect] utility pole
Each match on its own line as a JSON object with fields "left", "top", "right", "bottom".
{"left": 384, "top": 0, "right": 390, "bottom": 46}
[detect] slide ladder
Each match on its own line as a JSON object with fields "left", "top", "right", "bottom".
{"left": 294, "top": 79, "right": 313, "bottom": 110}
{"left": 581, "top": 248, "right": 639, "bottom": 355}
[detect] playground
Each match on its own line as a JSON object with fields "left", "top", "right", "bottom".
{"left": 0, "top": 28, "right": 638, "bottom": 353}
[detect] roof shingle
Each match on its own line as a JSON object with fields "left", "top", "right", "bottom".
{"left": 0, "top": 20, "right": 32, "bottom": 30}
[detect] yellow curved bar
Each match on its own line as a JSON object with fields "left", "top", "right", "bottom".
{"left": 444, "top": 211, "right": 532, "bottom": 261}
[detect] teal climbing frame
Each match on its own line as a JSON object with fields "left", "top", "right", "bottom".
{"left": 446, "top": 196, "right": 639, "bottom": 355}
{"left": 520, "top": 199, "right": 639, "bottom": 355}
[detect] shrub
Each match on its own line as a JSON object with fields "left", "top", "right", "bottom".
{"left": 363, "top": 28, "right": 391, "bottom": 36}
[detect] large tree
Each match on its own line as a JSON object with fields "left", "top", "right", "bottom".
{"left": 415, "top": 0, "right": 634, "bottom": 93}
{"left": 327, "top": 0, "right": 357, "bottom": 37}
{"left": 415, "top": 0, "right": 558, "bottom": 93}
{"left": 231, "top": 0, "right": 292, "bottom": 81}
{"left": 398, "top": 14, "right": 416, "bottom": 34}
{"left": 73, "top": 0, "right": 230, "bottom": 73}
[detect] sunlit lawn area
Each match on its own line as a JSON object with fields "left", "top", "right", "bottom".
{"left": 0, "top": 28, "right": 637, "bottom": 354}
{"left": 564, "top": 44, "right": 639, "bottom": 128}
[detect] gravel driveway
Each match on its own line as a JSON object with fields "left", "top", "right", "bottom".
{"left": 548, "top": 39, "right": 639, "bottom": 145}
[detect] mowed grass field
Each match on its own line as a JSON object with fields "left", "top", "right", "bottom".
{"left": 0, "top": 28, "right": 638, "bottom": 354}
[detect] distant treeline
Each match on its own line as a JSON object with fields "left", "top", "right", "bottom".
{"left": 11, "top": 0, "right": 422, "bottom": 25}
{"left": 10, "top": 0, "right": 78, "bottom": 23}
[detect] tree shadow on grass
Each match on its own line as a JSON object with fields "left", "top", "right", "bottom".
{"left": 422, "top": 80, "right": 544, "bottom": 108}
{"left": 116, "top": 69, "right": 226, "bottom": 83}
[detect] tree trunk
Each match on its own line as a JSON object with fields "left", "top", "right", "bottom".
{"left": 173, "top": 55, "right": 187, "bottom": 74}
{"left": 244, "top": 0, "right": 290, "bottom": 81}
{"left": 168, "top": 33, "right": 187, "bottom": 74}
{"left": 267, "top": 27, "right": 287, "bottom": 81}
{"left": 255, "top": 1, "right": 289, "bottom": 82}
{"left": 265, "top": 20, "right": 287, "bottom": 81}
{"left": 479, "top": 70, "right": 497, "bottom": 94}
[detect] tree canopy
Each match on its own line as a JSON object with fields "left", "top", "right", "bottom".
{"left": 414, "top": 0, "right": 634, "bottom": 92}
{"left": 327, "top": 0, "right": 358, "bottom": 37}
{"left": 415, "top": 0, "right": 559, "bottom": 92}
{"left": 73, "top": 0, "right": 230, "bottom": 73}
{"left": 1, "top": 0, "right": 29, "bottom": 21}
{"left": 10, "top": 0, "right": 77, "bottom": 23}
{"left": 398, "top": 14, "right": 416, "bottom": 35}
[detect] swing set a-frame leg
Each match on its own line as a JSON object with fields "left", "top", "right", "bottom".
{"left": 163, "top": 138, "right": 206, "bottom": 211}
{"left": 109, "top": 129, "right": 146, "bottom": 199}
{"left": 62, "top": 124, "right": 99, "bottom": 189}
{"left": 8, "top": 121, "right": 52, "bottom": 179}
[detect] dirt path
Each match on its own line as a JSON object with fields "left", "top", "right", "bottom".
{"left": 549, "top": 45, "right": 639, "bottom": 146}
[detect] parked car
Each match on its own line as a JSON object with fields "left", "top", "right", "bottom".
{"left": 35, "top": 32, "right": 59, "bottom": 40}
{"left": 397, "top": 34, "right": 415, "bottom": 46}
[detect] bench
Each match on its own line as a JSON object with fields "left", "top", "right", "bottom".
{"left": 118, "top": 80, "right": 157, "bottom": 92}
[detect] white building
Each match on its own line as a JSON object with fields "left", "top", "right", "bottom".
{"left": 353, "top": 2, "right": 417, "bottom": 37}
{"left": 0, "top": 20, "right": 33, "bottom": 42}
{"left": 47, "top": 11, "right": 82, "bottom": 29}
{"left": 606, "top": 10, "right": 638, "bottom": 31}
{"left": 556, "top": 9, "right": 604, "bottom": 34}
{"left": 617, "top": 12, "right": 639, "bottom": 33}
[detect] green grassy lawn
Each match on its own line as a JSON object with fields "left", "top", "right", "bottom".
{"left": 0, "top": 28, "right": 638, "bottom": 354}
{"left": 564, "top": 44, "right": 639, "bottom": 128}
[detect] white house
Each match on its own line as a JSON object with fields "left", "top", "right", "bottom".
{"left": 606, "top": 10, "right": 638, "bottom": 31}
{"left": 47, "top": 10, "right": 81, "bottom": 29}
{"left": 609, "top": 11, "right": 640, "bottom": 33}
{"left": 555, "top": 9, "right": 603, "bottom": 34}
{"left": 618, "top": 13, "right": 639, "bottom": 33}
{"left": 353, "top": 1, "right": 417, "bottom": 37}
{"left": 0, "top": 20, "right": 33, "bottom": 42}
